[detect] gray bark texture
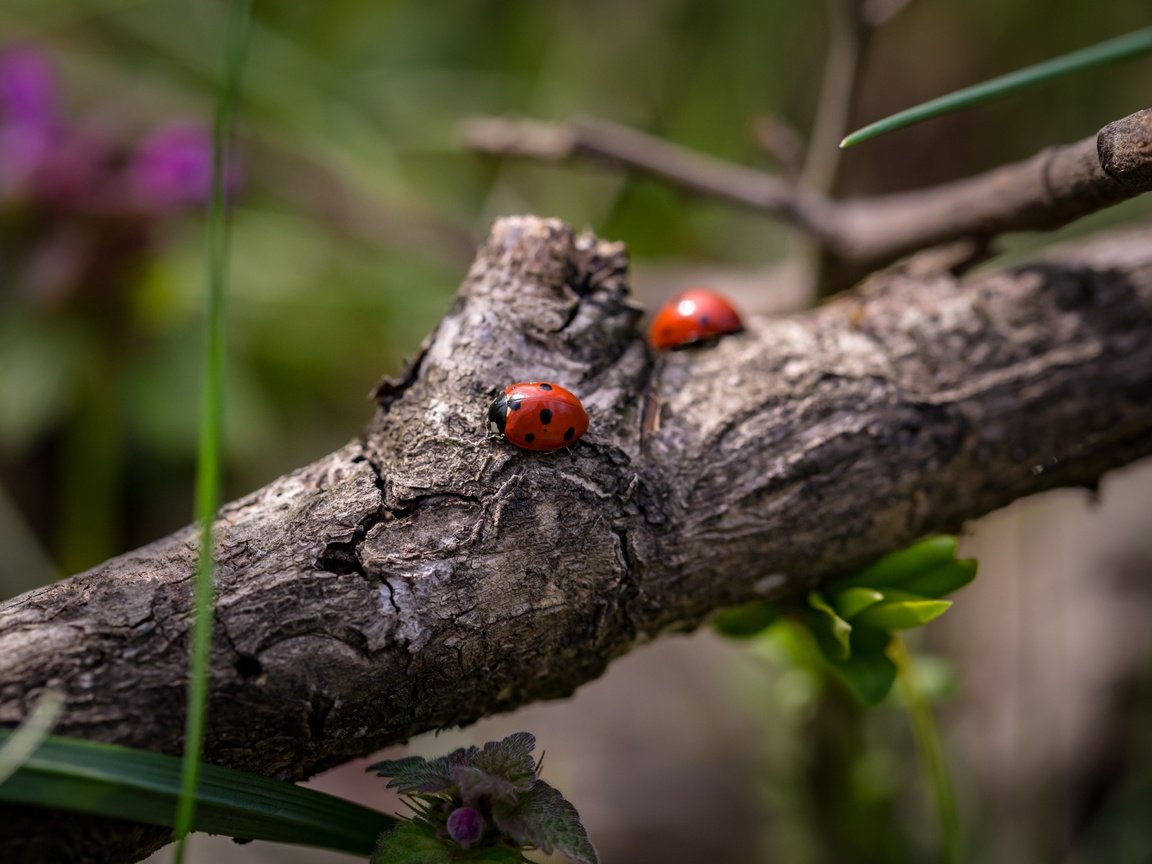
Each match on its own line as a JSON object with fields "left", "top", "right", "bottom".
{"left": 3, "top": 215, "right": 1152, "bottom": 862}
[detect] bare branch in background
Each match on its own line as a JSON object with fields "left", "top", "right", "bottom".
{"left": 463, "top": 107, "right": 1152, "bottom": 293}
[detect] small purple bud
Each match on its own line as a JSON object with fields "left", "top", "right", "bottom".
{"left": 0, "top": 46, "right": 58, "bottom": 130}
{"left": 131, "top": 122, "right": 240, "bottom": 208}
{"left": 446, "top": 806, "right": 485, "bottom": 848}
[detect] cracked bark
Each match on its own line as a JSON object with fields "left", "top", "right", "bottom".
{"left": 3, "top": 216, "right": 1152, "bottom": 862}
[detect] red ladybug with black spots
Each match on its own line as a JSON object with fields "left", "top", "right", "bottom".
{"left": 649, "top": 288, "right": 743, "bottom": 350}
{"left": 487, "top": 382, "right": 589, "bottom": 451}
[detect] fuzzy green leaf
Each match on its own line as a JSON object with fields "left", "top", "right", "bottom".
{"left": 712, "top": 600, "right": 782, "bottom": 638}
{"left": 453, "top": 766, "right": 523, "bottom": 804}
{"left": 841, "top": 537, "right": 959, "bottom": 589}
{"left": 373, "top": 820, "right": 455, "bottom": 864}
{"left": 469, "top": 733, "right": 537, "bottom": 792}
{"left": 831, "top": 587, "right": 885, "bottom": 620}
{"left": 493, "top": 780, "right": 598, "bottom": 864}
{"left": 369, "top": 754, "right": 458, "bottom": 795}
{"left": 471, "top": 848, "right": 530, "bottom": 864}
{"left": 855, "top": 598, "right": 952, "bottom": 631}
{"left": 841, "top": 27, "right": 1152, "bottom": 146}
{"left": 807, "top": 592, "right": 853, "bottom": 661}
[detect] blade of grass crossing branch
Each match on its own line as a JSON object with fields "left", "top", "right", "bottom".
{"left": 841, "top": 27, "right": 1152, "bottom": 147}
{"left": 173, "top": 1, "right": 253, "bottom": 860}
{"left": 0, "top": 731, "right": 397, "bottom": 854}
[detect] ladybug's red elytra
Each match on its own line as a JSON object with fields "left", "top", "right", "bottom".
{"left": 648, "top": 288, "right": 744, "bottom": 350}
{"left": 487, "top": 382, "right": 589, "bottom": 451}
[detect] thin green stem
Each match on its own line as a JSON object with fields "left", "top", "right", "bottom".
{"left": 842, "top": 26, "right": 1152, "bottom": 147}
{"left": 891, "top": 635, "right": 961, "bottom": 864}
{"left": 171, "top": 1, "right": 252, "bottom": 860}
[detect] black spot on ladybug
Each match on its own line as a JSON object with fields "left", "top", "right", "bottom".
{"left": 539, "top": 383, "right": 553, "bottom": 391}
{"left": 508, "top": 394, "right": 523, "bottom": 411}
{"left": 661, "top": 326, "right": 673, "bottom": 336}
{"left": 564, "top": 426, "right": 575, "bottom": 442}
{"left": 699, "top": 315, "right": 711, "bottom": 326}
{"left": 524, "top": 433, "right": 536, "bottom": 443}
{"left": 540, "top": 408, "right": 553, "bottom": 426}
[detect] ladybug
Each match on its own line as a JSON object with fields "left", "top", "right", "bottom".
{"left": 648, "top": 288, "right": 744, "bottom": 350}
{"left": 487, "top": 382, "right": 589, "bottom": 451}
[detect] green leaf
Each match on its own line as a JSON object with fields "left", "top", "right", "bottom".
{"left": 468, "top": 733, "right": 538, "bottom": 794}
{"left": 369, "top": 754, "right": 458, "bottom": 795}
{"left": 831, "top": 587, "right": 884, "bottom": 620}
{"left": 712, "top": 600, "right": 782, "bottom": 638}
{"left": 831, "top": 646, "right": 898, "bottom": 707}
{"left": 493, "top": 780, "right": 598, "bottom": 864}
{"left": 826, "top": 626, "right": 897, "bottom": 706}
{"left": 854, "top": 598, "right": 953, "bottom": 631}
{"left": 899, "top": 560, "right": 978, "bottom": 599}
{"left": 841, "top": 537, "right": 959, "bottom": 589}
{"left": 0, "top": 731, "right": 395, "bottom": 855}
{"left": 373, "top": 820, "right": 455, "bottom": 864}
{"left": 841, "top": 27, "right": 1152, "bottom": 146}
{"left": 471, "top": 848, "right": 530, "bottom": 864}
{"left": 806, "top": 592, "right": 853, "bottom": 661}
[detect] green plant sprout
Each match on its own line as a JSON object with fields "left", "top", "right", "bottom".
{"left": 715, "top": 535, "right": 976, "bottom": 704}
{"left": 841, "top": 27, "right": 1152, "bottom": 147}
{"left": 715, "top": 535, "right": 977, "bottom": 863}
{"left": 370, "top": 733, "right": 598, "bottom": 864}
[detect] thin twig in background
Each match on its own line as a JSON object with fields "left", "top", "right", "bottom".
{"left": 463, "top": 108, "right": 1152, "bottom": 293}
{"left": 802, "top": 0, "right": 872, "bottom": 194}
{"left": 801, "top": 0, "right": 879, "bottom": 296}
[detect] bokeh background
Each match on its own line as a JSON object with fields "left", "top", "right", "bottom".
{"left": 2, "top": 1, "right": 1152, "bottom": 862}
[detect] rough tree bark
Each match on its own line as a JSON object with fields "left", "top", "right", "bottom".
{"left": 3, "top": 213, "right": 1152, "bottom": 862}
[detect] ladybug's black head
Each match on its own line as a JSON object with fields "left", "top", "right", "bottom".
{"left": 487, "top": 393, "right": 507, "bottom": 434}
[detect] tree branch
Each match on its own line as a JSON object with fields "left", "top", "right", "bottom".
{"left": 463, "top": 107, "right": 1152, "bottom": 290}
{"left": 4, "top": 215, "right": 1152, "bottom": 862}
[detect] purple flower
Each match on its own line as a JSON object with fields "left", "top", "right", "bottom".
{"left": 0, "top": 45, "right": 58, "bottom": 130}
{"left": 0, "top": 45, "right": 61, "bottom": 191}
{"left": 130, "top": 122, "right": 240, "bottom": 208}
{"left": 446, "top": 806, "right": 485, "bottom": 848}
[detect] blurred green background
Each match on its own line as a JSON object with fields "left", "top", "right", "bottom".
{"left": 2, "top": 2, "right": 1152, "bottom": 863}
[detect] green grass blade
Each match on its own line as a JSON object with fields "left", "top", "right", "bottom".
{"left": 841, "top": 27, "right": 1152, "bottom": 147}
{"left": 0, "top": 731, "right": 396, "bottom": 854}
{"left": 0, "top": 690, "right": 64, "bottom": 785}
{"left": 174, "top": 0, "right": 254, "bottom": 857}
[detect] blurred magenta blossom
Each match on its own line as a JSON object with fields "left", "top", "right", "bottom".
{"left": 0, "top": 43, "right": 242, "bottom": 310}
{"left": 0, "top": 45, "right": 58, "bottom": 129}
{"left": 131, "top": 122, "right": 240, "bottom": 207}
{"left": 0, "top": 45, "right": 63, "bottom": 192}
{"left": 0, "top": 43, "right": 239, "bottom": 212}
